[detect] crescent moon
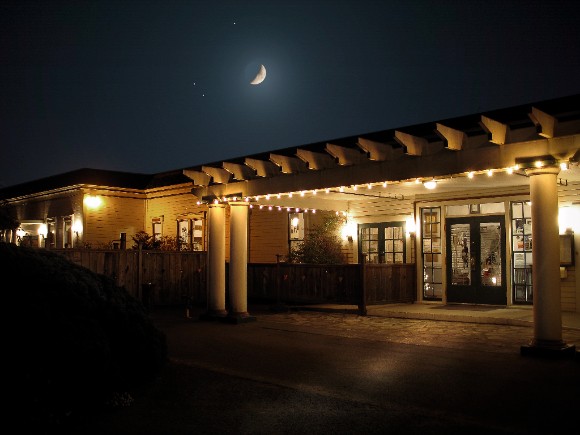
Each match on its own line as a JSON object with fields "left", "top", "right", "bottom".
{"left": 250, "top": 64, "right": 267, "bottom": 85}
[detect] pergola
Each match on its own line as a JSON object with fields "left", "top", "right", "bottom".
{"left": 184, "top": 94, "right": 579, "bottom": 356}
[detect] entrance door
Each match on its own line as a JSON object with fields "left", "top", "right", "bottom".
{"left": 446, "top": 216, "right": 506, "bottom": 305}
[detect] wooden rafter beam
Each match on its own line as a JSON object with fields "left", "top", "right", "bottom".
{"left": 222, "top": 162, "right": 257, "bottom": 181}
{"left": 357, "top": 137, "right": 403, "bottom": 161}
{"left": 435, "top": 123, "right": 468, "bottom": 151}
{"left": 325, "top": 143, "right": 369, "bottom": 165}
{"left": 245, "top": 157, "right": 281, "bottom": 177}
{"left": 201, "top": 166, "right": 233, "bottom": 184}
{"left": 296, "top": 148, "right": 337, "bottom": 170}
{"left": 182, "top": 169, "right": 211, "bottom": 186}
{"left": 269, "top": 153, "right": 309, "bottom": 174}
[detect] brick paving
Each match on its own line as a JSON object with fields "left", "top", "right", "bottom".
{"left": 253, "top": 309, "right": 580, "bottom": 355}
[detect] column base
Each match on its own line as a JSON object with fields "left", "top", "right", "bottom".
{"left": 224, "top": 312, "right": 257, "bottom": 324}
{"left": 199, "top": 309, "right": 228, "bottom": 321}
{"left": 521, "top": 339, "right": 576, "bottom": 359}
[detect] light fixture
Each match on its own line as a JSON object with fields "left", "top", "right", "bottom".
{"left": 534, "top": 160, "right": 543, "bottom": 168}
{"left": 38, "top": 224, "right": 48, "bottom": 238}
{"left": 423, "top": 180, "right": 437, "bottom": 190}
{"left": 506, "top": 167, "right": 513, "bottom": 175}
{"left": 560, "top": 162, "right": 569, "bottom": 171}
{"left": 467, "top": 172, "right": 474, "bottom": 179}
{"left": 84, "top": 195, "right": 102, "bottom": 209}
{"left": 487, "top": 169, "right": 493, "bottom": 177}
{"left": 405, "top": 216, "right": 416, "bottom": 236}
{"left": 382, "top": 181, "right": 387, "bottom": 188}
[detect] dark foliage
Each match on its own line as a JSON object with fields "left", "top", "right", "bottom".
{"left": 1, "top": 242, "right": 167, "bottom": 431}
{"left": 287, "top": 215, "right": 345, "bottom": 264}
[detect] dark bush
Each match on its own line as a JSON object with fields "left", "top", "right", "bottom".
{"left": 1, "top": 242, "right": 167, "bottom": 430}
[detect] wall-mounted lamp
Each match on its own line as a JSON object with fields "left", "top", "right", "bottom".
{"left": 84, "top": 195, "right": 102, "bottom": 209}
{"left": 559, "top": 206, "right": 579, "bottom": 234}
{"left": 38, "top": 224, "right": 48, "bottom": 238}
{"left": 341, "top": 220, "right": 357, "bottom": 242}
{"left": 423, "top": 180, "right": 437, "bottom": 190}
{"left": 405, "top": 216, "right": 416, "bottom": 236}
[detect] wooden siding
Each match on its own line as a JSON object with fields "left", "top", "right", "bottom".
{"left": 249, "top": 207, "right": 288, "bottom": 263}
{"left": 84, "top": 194, "right": 145, "bottom": 246}
{"left": 350, "top": 196, "right": 414, "bottom": 221}
{"left": 145, "top": 184, "right": 206, "bottom": 239}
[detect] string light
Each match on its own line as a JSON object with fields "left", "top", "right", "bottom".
{"left": 195, "top": 164, "right": 535, "bottom": 211}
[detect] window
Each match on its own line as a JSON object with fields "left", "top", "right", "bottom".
{"left": 178, "top": 219, "right": 190, "bottom": 250}
{"left": 63, "top": 216, "right": 73, "bottom": 248}
{"left": 176, "top": 218, "right": 205, "bottom": 251}
{"left": 358, "top": 222, "right": 405, "bottom": 264}
{"left": 152, "top": 218, "right": 162, "bottom": 241}
{"left": 511, "top": 201, "right": 532, "bottom": 304}
{"left": 422, "top": 207, "right": 442, "bottom": 300}
{"left": 288, "top": 212, "right": 304, "bottom": 253}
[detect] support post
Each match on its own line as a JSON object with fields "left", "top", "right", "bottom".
{"left": 200, "top": 203, "right": 228, "bottom": 320}
{"left": 521, "top": 165, "right": 575, "bottom": 357}
{"left": 226, "top": 202, "right": 256, "bottom": 323}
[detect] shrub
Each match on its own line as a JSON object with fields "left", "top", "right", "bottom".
{"left": 287, "top": 215, "right": 345, "bottom": 264}
{"left": 1, "top": 242, "right": 168, "bottom": 430}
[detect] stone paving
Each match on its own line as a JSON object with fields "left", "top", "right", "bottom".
{"left": 252, "top": 309, "right": 580, "bottom": 355}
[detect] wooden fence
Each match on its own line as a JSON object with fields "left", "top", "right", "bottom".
{"left": 53, "top": 249, "right": 416, "bottom": 307}
{"left": 53, "top": 249, "right": 207, "bottom": 306}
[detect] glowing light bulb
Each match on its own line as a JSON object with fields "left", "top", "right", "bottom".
{"left": 467, "top": 172, "right": 474, "bottom": 179}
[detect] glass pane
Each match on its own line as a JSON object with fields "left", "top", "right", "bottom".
{"left": 385, "top": 253, "right": 394, "bottom": 264}
{"left": 394, "top": 253, "right": 404, "bottom": 263}
{"left": 360, "top": 228, "right": 369, "bottom": 241}
{"left": 370, "top": 241, "right": 378, "bottom": 252}
{"left": 481, "top": 222, "right": 502, "bottom": 286}
{"left": 450, "top": 223, "right": 471, "bottom": 286}
{"left": 385, "top": 240, "right": 394, "bottom": 252}
{"left": 512, "top": 203, "right": 523, "bottom": 218}
{"left": 370, "top": 227, "right": 379, "bottom": 236}
{"left": 393, "top": 227, "right": 403, "bottom": 239}
{"left": 431, "top": 238, "right": 441, "bottom": 253}
{"left": 394, "top": 240, "right": 404, "bottom": 252}
{"left": 385, "top": 227, "right": 393, "bottom": 239}
{"left": 368, "top": 253, "right": 379, "bottom": 264}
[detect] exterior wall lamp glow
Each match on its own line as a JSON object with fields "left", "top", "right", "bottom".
{"left": 84, "top": 195, "right": 102, "bottom": 209}
{"left": 423, "top": 180, "right": 437, "bottom": 190}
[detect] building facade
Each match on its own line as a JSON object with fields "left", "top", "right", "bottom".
{"left": 2, "top": 94, "right": 579, "bottom": 351}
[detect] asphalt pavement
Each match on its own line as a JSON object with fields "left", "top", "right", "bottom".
{"left": 71, "top": 302, "right": 580, "bottom": 435}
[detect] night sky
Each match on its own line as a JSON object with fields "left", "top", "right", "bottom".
{"left": 2, "top": 0, "right": 580, "bottom": 188}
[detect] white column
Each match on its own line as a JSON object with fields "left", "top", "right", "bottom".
{"left": 522, "top": 165, "right": 574, "bottom": 355}
{"left": 228, "top": 201, "right": 254, "bottom": 322}
{"left": 204, "top": 203, "right": 227, "bottom": 318}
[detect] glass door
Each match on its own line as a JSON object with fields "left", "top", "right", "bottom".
{"left": 446, "top": 216, "right": 506, "bottom": 305}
